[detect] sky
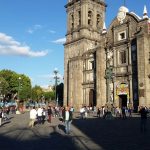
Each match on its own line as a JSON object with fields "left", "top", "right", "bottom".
{"left": 0, "top": 0, "right": 149, "bottom": 88}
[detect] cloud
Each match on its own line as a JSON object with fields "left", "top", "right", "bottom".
{"left": 34, "top": 24, "right": 42, "bottom": 30}
{"left": 0, "top": 32, "right": 48, "bottom": 57}
{"left": 27, "top": 24, "right": 42, "bottom": 34}
{"left": 27, "top": 29, "right": 34, "bottom": 34}
{"left": 52, "top": 37, "right": 66, "bottom": 44}
{"left": 48, "top": 30, "right": 56, "bottom": 34}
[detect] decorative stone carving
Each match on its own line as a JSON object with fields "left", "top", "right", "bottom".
{"left": 117, "top": 6, "right": 129, "bottom": 24}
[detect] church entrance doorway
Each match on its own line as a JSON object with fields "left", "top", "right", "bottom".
{"left": 119, "top": 95, "right": 127, "bottom": 108}
{"left": 89, "top": 89, "right": 96, "bottom": 107}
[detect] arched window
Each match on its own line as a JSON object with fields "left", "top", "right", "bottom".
{"left": 97, "top": 14, "right": 100, "bottom": 27}
{"left": 88, "top": 11, "right": 92, "bottom": 26}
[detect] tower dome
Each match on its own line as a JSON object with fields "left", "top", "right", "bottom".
{"left": 117, "top": 6, "right": 129, "bottom": 24}
{"left": 119, "top": 6, "right": 129, "bottom": 13}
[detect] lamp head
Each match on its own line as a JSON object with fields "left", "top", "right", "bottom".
{"left": 54, "top": 68, "right": 58, "bottom": 74}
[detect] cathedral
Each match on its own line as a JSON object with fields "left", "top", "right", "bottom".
{"left": 64, "top": 0, "right": 150, "bottom": 111}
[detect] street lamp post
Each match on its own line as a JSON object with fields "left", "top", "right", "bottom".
{"left": 18, "top": 77, "right": 21, "bottom": 100}
{"left": 53, "top": 68, "right": 59, "bottom": 106}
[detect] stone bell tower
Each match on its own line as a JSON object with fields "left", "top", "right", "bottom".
{"left": 64, "top": 0, "right": 106, "bottom": 108}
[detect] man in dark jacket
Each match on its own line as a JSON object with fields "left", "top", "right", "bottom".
{"left": 47, "top": 106, "right": 52, "bottom": 123}
{"left": 62, "top": 106, "right": 73, "bottom": 134}
{"left": 139, "top": 106, "right": 148, "bottom": 132}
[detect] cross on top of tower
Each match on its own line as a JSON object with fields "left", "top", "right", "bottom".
{"left": 123, "top": 0, "right": 126, "bottom": 6}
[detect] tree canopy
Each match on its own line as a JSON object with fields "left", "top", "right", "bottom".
{"left": 0, "top": 69, "right": 31, "bottom": 101}
{"left": 0, "top": 69, "right": 59, "bottom": 103}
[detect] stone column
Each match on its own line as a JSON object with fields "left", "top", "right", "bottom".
{"left": 128, "top": 76, "right": 133, "bottom": 107}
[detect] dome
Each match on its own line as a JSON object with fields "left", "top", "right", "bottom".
{"left": 117, "top": 6, "right": 129, "bottom": 24}
{"left": 118, "top": 6, "right": 129, "bottom": 13}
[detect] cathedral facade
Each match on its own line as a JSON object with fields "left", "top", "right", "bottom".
{"left": 64, "top": 0, "right": 150, "bottom": 111}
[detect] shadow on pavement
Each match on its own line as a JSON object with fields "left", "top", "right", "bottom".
{"left": 72, "top": 116, "right": 150, "bottom": 150}
{"left": 0, "top": 125, "right": 80, "bottom": 150}
{"left": 1, "top": 121, "right": 11, "bottom": 127}
{"left": 58, "top": 124, "right": 66, "bottom": 133}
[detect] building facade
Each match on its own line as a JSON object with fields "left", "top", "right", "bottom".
{"left": 64, "top": 0, "right": 150, "bottom": 111}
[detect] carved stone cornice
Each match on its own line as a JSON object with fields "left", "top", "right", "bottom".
{"left": 64, "top": 36, "right": 101, "bottom": 45}
{"left": 69, "top": 56, "right": 82, "bottom": 61}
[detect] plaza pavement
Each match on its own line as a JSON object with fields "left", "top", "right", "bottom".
{"left": 0, "top": 112, "right": 150, "bottom": 150}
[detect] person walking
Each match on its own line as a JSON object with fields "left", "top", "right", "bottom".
{"left": 62, "top": 106, "right": 73, "bottom": 134}
{"left": 139, "top": 106, "right": 148, "bottom": 133}
{"left": 29, "top": 106, "right": 37, "bottom": 128}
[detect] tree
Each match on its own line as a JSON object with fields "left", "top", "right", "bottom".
{"left": 18, "top": 74, "right": 32, "bottom": 100}
{"left": 31, "top": 85, "right": 43, "bottom": 101}
{"left": 43, "top": 91, "right": 55, "bottom": 102}
{"left": 0, "top": 69, "right": 32, "bottom": 101}
{"left": 0, "top": 77, "right": 9, "bottom": 98}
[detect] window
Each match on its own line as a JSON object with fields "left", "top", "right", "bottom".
{"left": 97, "top": 14, "right": 100, "bottom": 27}
{"left": 118, "top": 31, "right": 126, "bottom": 41}
{"left": 119, "top": 51, "right": 126, "bottom": 64}
{"left": 91, "top": 61, "right": 95, "bottom": 69}
{"left": 120, "top": 33, "right": 125, "bottom": 39}
{"left": 131, "top": 45, "right": 136, "bottom": 52}
{"left": 88, "top": 11, "right": 92, "bottom": 26}
{"left": 78, "top": 11, "right": 81, "bottom": 26}
{"left": 71, "top": 14, "right": 74, "bottom": 29}
{"left": 149, "top": 52, "right": 150, "bottom": 64}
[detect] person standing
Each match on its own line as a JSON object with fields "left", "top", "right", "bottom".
{"left": 29, "top": 106, "right": 37, "bottom": 128}
{"left": 37, "top": 106, "right": 43, "bottom": 124}
{"left": 80, "top": 106, "right": 85, "bottom": 119}
{"left": 47, "top": 106, "right": 52, "bottom": 123}
{"left": 97, "top": 107, "right": 101, "bottom": 118}
{"left": 122, "top": 106, "right": 126, "bottom": 119}
{"left": 63, "top": 106, "right": 73, "bottom": 134}
{"left": 42, "top": 107, "right": 46, "bottom": 124}
{"left": 139, "top": 106, "right": 148, "bottom": 133}
{"left": 0, "top": 108, "right": 4, "bottom": 127}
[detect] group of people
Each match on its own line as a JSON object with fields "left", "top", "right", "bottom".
{"left": 29, "top": 105, "right": 74, "bottom": 134}
{"left": 29, "top": 106, "right": 52, "bottom": 127}
{"left": 1, "top": 103, "right": 149, "bottom": 135}
{"left": 0, "top": 107, "right": 11, "bottom": 126}
{"left": 79, "top": 105, "right": 133, "bottom": 120}
{"left": 79, "top": 104, "right": 149, "bottom": 133}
